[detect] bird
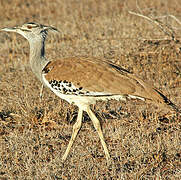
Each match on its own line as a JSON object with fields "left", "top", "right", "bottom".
{"left": 1, "top": 22, "right": 180, "bottom": 162}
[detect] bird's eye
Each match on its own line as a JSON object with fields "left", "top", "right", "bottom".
{"left": 27, "top": 25, "right": 32, "bottom": 29}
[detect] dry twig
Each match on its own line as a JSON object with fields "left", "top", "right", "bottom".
{"left": 129, "top": 11, "right": 177, "bottom": 41}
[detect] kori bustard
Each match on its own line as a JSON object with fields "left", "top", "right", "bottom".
{"left": 1, "top": 22, "right": 180, "bottom": 162}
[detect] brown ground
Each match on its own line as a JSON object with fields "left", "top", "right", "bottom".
{"left": 0, "top": 0, "right": 181, "bottom": 179}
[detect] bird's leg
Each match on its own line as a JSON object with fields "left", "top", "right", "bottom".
{"left": 39, "top": 84, "right": 44, "bottom": 100}
{"left": 86, "top": 106, "right": 110, "bottom": 161}
{"left": 62, "top": 108, "right": 83, "bottom": 162}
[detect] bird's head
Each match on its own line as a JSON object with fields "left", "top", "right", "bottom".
{"left": 1, "top": 22, "right": 59, "bottom": 41}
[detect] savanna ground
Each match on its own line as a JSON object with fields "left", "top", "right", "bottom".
{"left": 0, "top": 0, "right": 181, "bottom": 179}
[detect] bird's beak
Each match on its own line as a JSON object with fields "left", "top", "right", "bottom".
{"left": 1, "top": 27, "right": 18, "bottom": 32}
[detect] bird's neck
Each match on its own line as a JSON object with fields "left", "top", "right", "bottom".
{"left": 29, "top": 37, "right": 49, "bottom": 82}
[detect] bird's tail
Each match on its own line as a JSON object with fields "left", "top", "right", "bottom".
{"left": 154, "top": 89, "right": 181, "bottom": 113}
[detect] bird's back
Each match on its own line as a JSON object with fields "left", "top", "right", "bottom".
{"left": 42, "top": 56, "right": 177, "bottom": 111}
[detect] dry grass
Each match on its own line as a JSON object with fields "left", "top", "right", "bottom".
{"left": 0, "top": 0, "right": 181, "bottom": 179}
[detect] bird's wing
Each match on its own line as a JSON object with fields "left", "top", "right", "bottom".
{"left": 42, "top": 56, "right": 164, "bottom": 103}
